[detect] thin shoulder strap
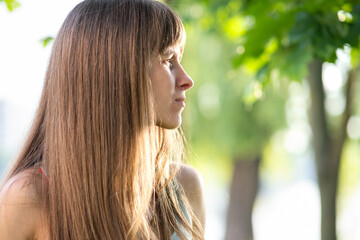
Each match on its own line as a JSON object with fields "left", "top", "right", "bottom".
{"left": 174, "top": 179, "right": 191, "bottom": 223}
{"left": 171, "top": 179, "right": 192, "bottom": 240}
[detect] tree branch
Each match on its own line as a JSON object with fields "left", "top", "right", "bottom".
{"left": 332, "top": 68, "right": 356, "bottom": 166}
{"left": 307, "top": 59, "right": 330, "bottom": 172}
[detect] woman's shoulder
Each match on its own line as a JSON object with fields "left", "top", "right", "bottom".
{"left": 0, "top": 168, "right": 42, "bottom": 202}
{"left": 0, "top": 168, "right": 44, "bottom": 239}
{"left": 175, "top": 164, "right": 206, "bottom": 226}
{"left": 176, "top": 164, "right": 204, "bottom": 195}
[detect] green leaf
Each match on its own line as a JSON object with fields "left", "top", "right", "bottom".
{"left": 3, "top": 0, "right": 20, "bottom": 11}
{"left": 40, "top": 36, "right": 54, "bottom": 47}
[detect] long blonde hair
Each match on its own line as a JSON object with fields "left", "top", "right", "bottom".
{"left": 1, "top": 0, "right": 203, "bottom": 239}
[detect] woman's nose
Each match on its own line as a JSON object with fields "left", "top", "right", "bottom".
{"left": 176, "top": 64, "right": 194, "bottom": 90}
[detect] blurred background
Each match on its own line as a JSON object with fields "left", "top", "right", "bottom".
{"left": 1, "top": 0, "right": 360, "bottom": 240}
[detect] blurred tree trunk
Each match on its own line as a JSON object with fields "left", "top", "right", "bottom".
{"left": 225, "top": 157, "right": 260, "bottom": 240}
{"left": 307, "top": 60, "right": 354, "bottom": 240}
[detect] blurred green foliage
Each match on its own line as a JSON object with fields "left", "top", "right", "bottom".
{"left": 175, "top": 0, "right": 287, "bottom": 174}
{"left": 41, "top": 36, "right": 54, "bottom": 47}
{"left": 175, "top": 0, "right": 360, "bottom": 162}
{"left": 233, "top": 0, "right": 360, "bottom": 83}
{"left": 0, "top": 0, "right": 20, "bottom": 11}
{"left": 174, "top": 0, "right": 360, "bottom": 194}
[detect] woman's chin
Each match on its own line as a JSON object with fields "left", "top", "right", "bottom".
{"left": 156, "top": 117, "right": 182, "bottom": 129}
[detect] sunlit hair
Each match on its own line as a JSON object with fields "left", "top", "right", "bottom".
{"left": 0, "top": 0, "right": 203, "bottom": 239}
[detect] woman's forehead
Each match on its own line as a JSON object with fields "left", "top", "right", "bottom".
{"left": 162, "top": 44, "right": 184, "bottom": 56}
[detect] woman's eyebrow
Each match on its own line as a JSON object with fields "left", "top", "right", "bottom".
{"left": 162, "top": 48, "right": 184, "bottom": 61}
{"left": 162, "top": 48, "right": 176, "bottom": 56}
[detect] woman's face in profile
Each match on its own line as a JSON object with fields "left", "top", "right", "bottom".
{"left": 149, "top": 44, "right": 194, "bottom": 129}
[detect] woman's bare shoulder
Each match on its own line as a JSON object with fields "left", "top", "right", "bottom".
{"left": 176, "top": 164, "right": 206, "bottom": 226}
{"left": 176, "top": 164, "right": 204, "bottom": 195}
{"left": 0, "top": 169, "right": 43, "bottom": 239}
{"left": 0, "top": 169, "right": 42, "bottom": 203}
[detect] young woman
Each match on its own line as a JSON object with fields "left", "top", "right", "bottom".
{"left": 0, "top": 0, "right": 205, "bottom": 239}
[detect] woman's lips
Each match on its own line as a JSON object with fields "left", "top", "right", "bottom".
{"left": 175, "top": 98, "right": 186, "bottom": 107}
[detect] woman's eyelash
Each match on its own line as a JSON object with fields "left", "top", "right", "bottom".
{"left": 163, "top": 56, "right": 175, "bottom": 68}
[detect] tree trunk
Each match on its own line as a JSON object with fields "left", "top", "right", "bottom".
{"left": 307, "top": 60, "right": 354, "bottom": 240}
{"left": 225, "top": 157, "right": 260, "bottom": 240}
{"left": 307, "top": 59, "right": 336, "bottom": 240}
{"left": 317, "top": 163, "right": 338, "bottom": 240}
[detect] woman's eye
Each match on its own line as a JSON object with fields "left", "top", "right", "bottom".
{"left": 163, "top": 57, "right": 175, "bottom": 70}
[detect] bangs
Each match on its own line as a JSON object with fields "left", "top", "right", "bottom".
{"left": 151, "top": 1, "right": 185, "bottom": 53}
